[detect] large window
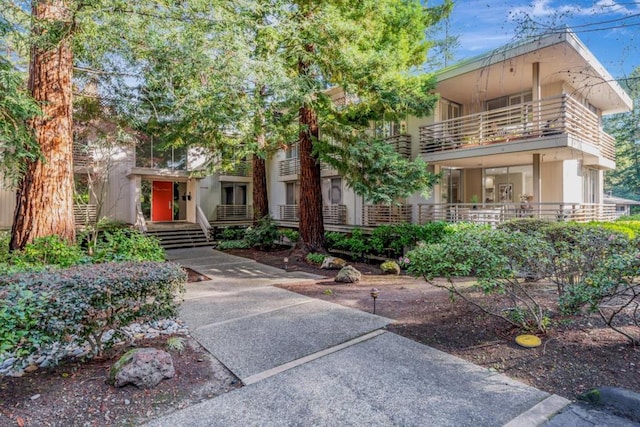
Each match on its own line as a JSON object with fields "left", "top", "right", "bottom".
{"left": 323, "top": 177, "right": 342, "bottom": 205}
{"left": 483, "top": 165, "right": 532, "bottom": 203}
{"left": 136, "top": 141, "right": 188, "bottom": 170}
{"left": 441, "top": 168, "right": 462, "bottom": 204}
{"left": 583, "top": 168, "right": 599, "bottom": 203}
{"left": 374, "top": 118, "right": 407, "bottom": 139}
{"left": 285, "top": 182, "right": 299, "bottom": 205}
{"left": 221, "top": 183, "right": 247, "bottom": 206}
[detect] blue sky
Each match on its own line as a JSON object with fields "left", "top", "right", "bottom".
{"left": 439, "top": 0, "right": 640, "bottom": 77}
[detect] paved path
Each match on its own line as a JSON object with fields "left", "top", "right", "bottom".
{"left": 147, "top": 247, "right": 572, "bottom": 426}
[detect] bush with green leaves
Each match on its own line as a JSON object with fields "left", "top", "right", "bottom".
{"left": 368, "top": 222, "right": 450, "bottom": 257}
{"left": 0, "top": 261, "right": 186, "bottom": 361}
{"left": 10, "top": 235, "right": 88, "bottom": 268}
{"left": 279, "top": 228, "right": 300, "bottom": 244}
{"left": 217, "top": 239, "right": 251, "bottom": 250}
{"left": 90, "top": 229, "right": 165, "bottom": 263}
{"left": 218, "top": 227, "right": 247, "bottom": 241}
{"left": 407, "top": 227, "right": 554, "bottom": 332}
{"left": 244, "top": 216, "right": 280, "bottom": 250}
{"left": 305, "top": 253, "right": 326, "bottom": 265}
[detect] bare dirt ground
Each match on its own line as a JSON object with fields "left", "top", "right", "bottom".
{"left": 224, "top": 247, "right": 640, "bottom": 400}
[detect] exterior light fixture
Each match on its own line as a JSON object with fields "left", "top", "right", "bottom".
{"left": 370, "top": 288, "right": 380, "bottom": 314}
{"left": 283, "top": 257, "right": 289, "bottom": 271}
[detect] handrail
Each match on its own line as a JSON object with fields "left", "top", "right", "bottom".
{"left": 196, "top": 205, "right": 211, "bottom": 240}
{"left": 418, "top": 94, "right": 614, "bottom": 161}
{"left": 418, "top": 202, "right": 617, "bottom": 225}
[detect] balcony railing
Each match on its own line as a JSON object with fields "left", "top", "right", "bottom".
{"left": 279, "top": 158, "right": 300, "bottom": 176}
{"left": 73, "top": 143, "right": 92, "bottom": 169}
{"left": 216, "top": 204, "right": 253, "bottom": 221}
{"left": 279, "top": 204, "right": 299, "bottom": 222}
{"left": 363, "top": 204, "right": 412, "bottom": 226}
{"left": 222, "top": 161, "right": 252, "bottom": 177}
{"left": 419, "top": 94, "right": 615, "bottom": 162}
{"left": 418, "top": 202, "right": 617, "bottom": 225}
{"left": 74, "top": 204, "right": 97, "bottom": 225}
{"left": 385, "top": 134, "right": 412, "bottom": 158}
{"left": 323, "top": 204, "right": 347, "bottom": 225}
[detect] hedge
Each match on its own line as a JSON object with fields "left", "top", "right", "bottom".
{"left": 0, "top": 261, "right": 186, "bottom": 361}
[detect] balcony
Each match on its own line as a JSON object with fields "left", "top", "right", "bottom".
{"left": 419, "top": 95, "right": 615, "bottom": 162}
{"left": 222, "top": 161, "right": 252, "bottom": 177}
{"left": 73, "top": 143, "right": 92, "bottom": 170}
{"left": 279, "top": 204, "right": 299, "bottom": 222}
{"left": 279, "top": 158, "right": 300, "bottom": 176}
{"left": 418, "top": 202, "right": 617, "bottom": 225}
{"left": 74, "top": 204, "right": 97, "bottom": 225}
{"left": 385, "top": 134, "right": 412, "bottom": 158}
{"left": 323, "top": 204, "right": 347, "bottom": 225}
{"left": 363, "top": 204, "right": 412, "bottom": 226}
{"left": 216, "top": 204, "right": 253, "bottom": 221}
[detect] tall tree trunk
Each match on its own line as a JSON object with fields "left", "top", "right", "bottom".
{"left": 298, "top": 46, "right": 325, "bottom": 251}
{"left": 252, "top": 85, "right": 269, "bottom": 222}
{"left": 252, "top": 152, "right": 269, "bottom": 221}
{"left": 10, "top": 1, "right": 75, "bottom": 250}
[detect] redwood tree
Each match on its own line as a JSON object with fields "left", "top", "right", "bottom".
{"left": 11, "top": 1, "right": 75, "bottom": 249}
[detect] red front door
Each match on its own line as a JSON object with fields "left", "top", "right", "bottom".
{"left": 152, "top": 181, "right": 173, "bottom": 222}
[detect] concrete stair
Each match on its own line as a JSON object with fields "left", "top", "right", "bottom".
{"left": 146, "top": 225, "right": 211, "bottom": 250}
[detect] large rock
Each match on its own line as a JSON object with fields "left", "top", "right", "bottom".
{"left": 108, "top": 348, "right": 175, "bottom": 388}
{"left": 380, "top": 260, "right": 400, "bottom": 275}
{"left": 334, "top": 265, "right": 361, "bottom": 283}
{"left": 321, "top": 256, "right": 347, "bottom": 270}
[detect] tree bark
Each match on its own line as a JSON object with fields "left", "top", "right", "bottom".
{"left": 252, "top": 152, "right": 269, "bottom": 221}
{"left": 298, "top": 47, "right": 325, "bottom": 252}
{"left": 11, "top": 1, "right": 75, "bottom": 250}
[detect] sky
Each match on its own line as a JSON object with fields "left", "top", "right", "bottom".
{"left": 438, "top": 0, "right": 640, "bottom": 78}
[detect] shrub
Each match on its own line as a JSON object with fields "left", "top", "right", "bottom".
{"left": 407, "top": 227, "right": 553, "bottom": 332}
{"left": 218, "top": 227, "right": 246, "bottom": 241}
{"left": 0, "top": 261, "right": 186, "bottom": 361}
{"left": 244, "top": 216, "right": 279, "bottom": 250}
{"left": 217, "top": 239, "right": 250, "bottom": 250}
{"left": 279, "top": 228, "right": 300, "bottom": 244}
{"left": 305, "top": 253, "right": 326, "bottom": 265}
{"left": 497, "top": 218, "right": 553, "bottom": 235}
{"left": 0, "top": 231, "right": 9, "bottom": 263}
{"left": 12, "top": 235, "right": 88, "bottom": 268}
{"left": 91, "top": 229, "right": 165, "bottom": 263}
{"left": 325, "top": 231, "right": 350, "bottom": 251}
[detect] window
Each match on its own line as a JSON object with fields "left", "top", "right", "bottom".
{"left": 441, "top": 168, "right": 462, "bottom": 203}
{"left": 374, "top": 118, "right": 407, "bottom": 139}
{"left": 323, "top": 177, "right": 342, "bottom": 205}
{"left": 285, "top": 144, "right": 298, "bottom": 159}
{"left": 286, "top": 182, "right": 299, "bottom": 205}
{"left": 439, "top": 99, "right": 461, "bottom": 121}
{"left": 583, "top": 168, "right": 599, "bottom": 203}
{"left": 221, "top": 183, "right": 247, "bottom": 206}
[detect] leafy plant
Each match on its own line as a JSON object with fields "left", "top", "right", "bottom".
{"left": 0, "top": 261, "right": 186, "bottom": 361}
{"left": 217, "top": 240, "right": 250, "bottom": 250}
{"left": 90, "top": 229, "right": 165, "bottom": 263}
{"left": 305, "top": 253, "right": 326, "bottom": 265}
{"left": 166, "top": 336, "right": 186, "bottom": 352}
{"left": 218, "top": 227, "right": 246, "bottom": 241}
{"left": 279, "top": 229, "right": 300, "bottom": 244}
{"left": 244, "top": 216, "right": 279, "bottom": 250}
{"left": 11, "top": 235, "right": 88, "bottom": 268}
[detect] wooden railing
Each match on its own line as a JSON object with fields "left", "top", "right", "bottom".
{"left": 419, "top": 95, "right": 615, "bottom": 162}
{"left": 363, "top": 204, "right": 412, "bottom": 226}
{"left": 216, "top": 204, "right": 253, "bottom": 221}
{"left": 73, "top": 143, "right": 92, "bottom": 169}
{"left": 279, "top": 158, "right": 300, "bottom": 176}
{"left": 196, "top": 205, "right": 211, "bottom": 238}
{"left": 385, "top": 134, "right": 412, "bottom": 158}
{"left": 279, "top": 204, "right": 299, "bottom": 222}
{"left": 418, "top": 202, "right": 617, "bottom": 225}
{"left": 74, "top": 204, "right": 97, "bottom": 225}
{"left": 323, "top": 204, "right": 347, "bottom": 225}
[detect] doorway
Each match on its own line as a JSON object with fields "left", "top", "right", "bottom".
{"left": 151, "top": 181, "right": 173, "bottom": 222}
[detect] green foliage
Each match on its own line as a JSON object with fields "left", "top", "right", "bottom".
{"left": 0, "top": 58, "right": 42, "bottom": 183}
{"left": 218, "top": 227, "right": 247, "bottom": 241}
{"left": 369, "top": 222, "right": 450, "bottom": 256}
{"left": 244, "top": 216, "right": 279, "bottom": 250}
{"left": 166, "top": 336, "right": 186, "bottom": 353}
{"left": 217, "top": 240, "right": 251, "bottom": 250}
{"left": 90, "top": 229, "right": 165, "bottom": 263}
{"left": 305, "top": 253, "right": 326, "bottom": 265}
{"left": 407, "top": 227, "right": 553, "bottom": 332}
{"left": 497, "top": 218, "right": 554, "bottom": 235}
{"left": 279, "top": 228, "right": 299, "bottom": 244}
{"left": 11, "top": 235, "right": 88, "bottom": 269}
{"left": 0, "top": 262, "right": 186, "bottom": 361}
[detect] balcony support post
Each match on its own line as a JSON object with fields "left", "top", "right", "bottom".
{"left": 533, "top": 153, "right": 541, "bottom": 207}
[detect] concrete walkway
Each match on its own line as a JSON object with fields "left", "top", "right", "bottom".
{"left": 146, "top": 247, "right": 572, "bottom": 426}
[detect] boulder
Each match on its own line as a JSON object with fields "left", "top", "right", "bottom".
{"left": 380, "top": 260, "right": 401, "bottom": 275}
{"left": 321, "top": 256, "right": 347, "bottom": 270}
{"left": 334, "top": 265, "right": 361, "bottom": 283}
{"left": 108, "top": 348, "right": 175, "bottom": 388}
